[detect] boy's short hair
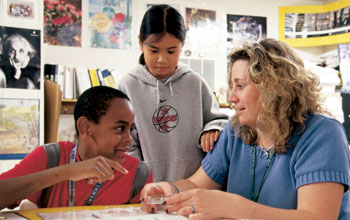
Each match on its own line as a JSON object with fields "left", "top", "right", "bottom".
{"left": 73, "top": 86, "right": 130, "bottom": 136}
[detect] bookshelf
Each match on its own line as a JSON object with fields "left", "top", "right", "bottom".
{"left": 61, "top": 99, "right": 76, "bottom": 114}
{"left": 61, "top": 99, "right": 233, "bottom": 115}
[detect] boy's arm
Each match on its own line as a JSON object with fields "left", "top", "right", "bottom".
{"left": 0, "top": 156, "right": 129, "bottom": 210}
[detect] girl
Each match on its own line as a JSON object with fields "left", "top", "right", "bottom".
{"left": 118, "top": 4, "right": 228, "bottom": 182}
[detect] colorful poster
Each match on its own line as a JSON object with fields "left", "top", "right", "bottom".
{"left": 227, "top": 14, "right": 267, "bottom": 58}
{"left": 89, "top": 0, "right": 132, "bottom": 49}
{"left": 0, "top": 26, "right": 41, "bottom": 90}
{"left": 0, "top": 98, "right": 40, "bottom": 159}
{"left": 2, "top": 0, "right": 38, "bottom": 26}
{"left": 44, "top": 0, "right": 82, "bottom": 47}
{"left": 279, "top": 0, "right": 350, "bottom": 47}
{"left": 185, "top": 8, "right": 217, "bottom": 54}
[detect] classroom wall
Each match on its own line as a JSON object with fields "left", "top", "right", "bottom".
{"left": 43, "top": 0, "right": 334, "bottom": 91}
{"left": 0, "top": 0, "right": 336, "bottom": 173}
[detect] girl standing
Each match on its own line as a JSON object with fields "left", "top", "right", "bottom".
{"left": 118, "top": 4, "right": 228, "bottom": 182}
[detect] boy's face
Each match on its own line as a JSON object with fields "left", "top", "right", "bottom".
{"left": 87, "top": 98, "right": 135, "bottom": 164}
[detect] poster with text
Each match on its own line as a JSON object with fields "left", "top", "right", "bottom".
{"left": 0, "top": 98, "right": 40, "bottom": 159}
{"left": 89, "top": 0, "right": 132, "bottom": 49}
{"left": 44, "top": 0, "right": 82, "bottom": 47}
{"left": 279, "top": 0, "right": 350, "bottom": 47}
{"left": 185, "top": 8, "right": 217, "bottom": 55}
{"left": 227, "top": 14, "right": 267, "bottom": 60}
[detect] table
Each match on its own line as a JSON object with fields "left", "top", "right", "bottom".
{"left": 0, "top": 204, "right": 188, "bottom": 220}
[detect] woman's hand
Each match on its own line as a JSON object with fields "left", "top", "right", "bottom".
{"left": 164, "top": 188, "right": 230, "bottom": 220}
{"left": 67, "top": 156, "right": 129, "bottom": 183}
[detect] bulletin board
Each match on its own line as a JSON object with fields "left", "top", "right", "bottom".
{"left": 279, "top": 0, "right": 350, "bottom": 47}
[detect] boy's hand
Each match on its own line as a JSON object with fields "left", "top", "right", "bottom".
{"left": 68, "top": 156, "right": 128, "bottom": 182}
{"left": 200, "top": 130, "right": 220, "bottom": 152}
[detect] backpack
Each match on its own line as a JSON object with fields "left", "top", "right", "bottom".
{"left": 39, "top": 143, "right": 151, "bottom": 208}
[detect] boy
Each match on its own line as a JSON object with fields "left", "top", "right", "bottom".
{"left": 0, "top": 86, "right": 152, "bottom": 209}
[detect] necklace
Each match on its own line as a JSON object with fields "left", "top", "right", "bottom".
{"left": 261, "top": 144, "right": 274, "bottom": 159}
{"left": 250, "top": 145, "right": 275, "bottom": 202}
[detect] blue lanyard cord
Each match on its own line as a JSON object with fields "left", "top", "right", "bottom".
{"left": 68, "top": 145, "right": 104, "bottom": 206}
{"left": 250, "top": 146, "right": 275, "bottom": 202}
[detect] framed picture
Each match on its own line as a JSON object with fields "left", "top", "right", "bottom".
{"left": 0, "top": 98, "right": 40, "bottom": 159}
{"left": 2, "top": 0, "right": 38, "bottom": 27}
{"left": 279, "top": 0, "right": 350, "bottom": 47}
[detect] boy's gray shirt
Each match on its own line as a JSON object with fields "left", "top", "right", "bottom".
{"left": 118, "top": 63, "right": 228, "bottom": 182}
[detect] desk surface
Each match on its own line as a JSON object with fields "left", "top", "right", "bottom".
{"left": 1, "top": 204, "right": 188, "bottom": 220}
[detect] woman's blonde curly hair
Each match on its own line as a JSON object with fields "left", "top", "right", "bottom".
{"left": 228, "top": 38, "right": 329, "bottom": 153}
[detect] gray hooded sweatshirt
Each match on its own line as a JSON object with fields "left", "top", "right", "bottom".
{"left": 118, "top": 63, "right": 228, "bottom": 182}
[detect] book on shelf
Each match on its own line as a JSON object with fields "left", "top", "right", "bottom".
{"left": 88, "top": 68, "right": 100, "bottom": 87}
{"left": 101, "top": 69, "right": 117, "bottom": 88}
{"left": 64, "top": 65, "right": 75, "bottom": 99}
{"left": 109, "top": 68, "right": 120, "bottom": 88}
{"left": 56, "top": 64, "right": 65, "bottom": 95}
{"left": 44, "top": 64, "right": 57, "bottom": 81}
{"left": 44, "top": 64, "right": 120, "bottom": 101}
{"left": 75, "top": 67, "right": 91, "bottom": 96}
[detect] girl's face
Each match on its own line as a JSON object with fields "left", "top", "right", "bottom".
{"left": 228, "top": 59, "right": 260, "bottom": 128}
{"left": 140, "top": 33, "right": 183, "bottom": 80}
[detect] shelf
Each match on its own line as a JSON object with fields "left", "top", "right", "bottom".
{"left": 61, "top": 99, "right": 232, "bottom": 114}
{"left": 61, "top": 99, "right": 76, "bottom": 114}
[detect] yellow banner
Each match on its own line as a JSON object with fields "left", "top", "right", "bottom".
{"left": 279, "top": 0, "right": 350, "bottom": 47}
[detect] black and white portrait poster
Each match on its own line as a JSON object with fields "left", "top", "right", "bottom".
{"left": 0, "top": 26, "right": 41, "bottom": 90}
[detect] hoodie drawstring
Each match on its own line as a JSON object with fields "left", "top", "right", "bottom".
{"left": 156, "top": 80, "right": 160, "bottom": 107}
{"left": 169, "top": 81, "right": 173, "bottom": 97}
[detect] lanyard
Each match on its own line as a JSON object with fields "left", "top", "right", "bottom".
{"left": 68, "top": 145, "right": 104, "bottom": 206}
{"left": 250, "top": 146, "right": 275, "bottom": 202}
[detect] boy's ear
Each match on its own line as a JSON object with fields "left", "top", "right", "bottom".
{"left": 76, "top": 116, "right": 91, "bottom": 137}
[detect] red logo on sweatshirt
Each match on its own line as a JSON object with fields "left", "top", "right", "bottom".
{"left": 153, "top": 105, "right": 179, "bottom": 133}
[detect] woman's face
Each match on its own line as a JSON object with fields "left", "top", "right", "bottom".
{"left": 139, "top": 33, "right": 183, "bottom": 80}
{"left": 7, "top": 38, "right": 29, "bottom": 66}
{"left": 228, "top": 59, "right": 260, "bottom": 128}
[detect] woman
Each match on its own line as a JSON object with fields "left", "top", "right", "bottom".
{"left": 140, "top": 38, "right": 350, "bottom": 220}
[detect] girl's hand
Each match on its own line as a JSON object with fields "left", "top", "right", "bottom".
{"left": 200, "top": 130, "right": 220, "bottom": 152}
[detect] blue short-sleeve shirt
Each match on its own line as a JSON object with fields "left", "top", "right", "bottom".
{"left": 202, "top": 114, "right": 350, "bottom": 219}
